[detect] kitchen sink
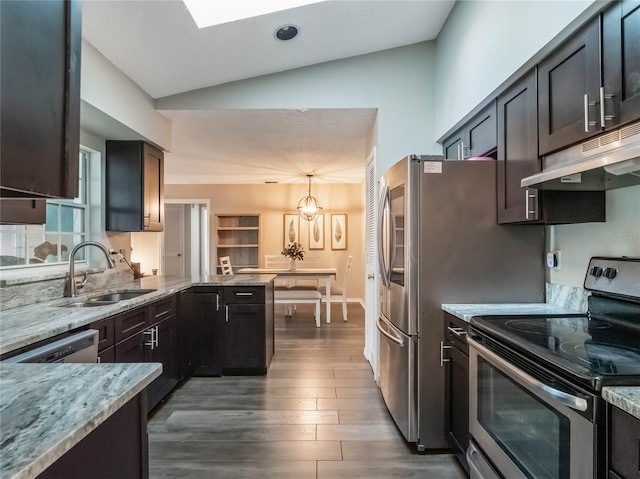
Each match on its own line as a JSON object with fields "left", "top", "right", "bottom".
{"left": 88, "top": 289, "right": 157, "bottom": 302}
{"left": 62, "top": 289, "right": 157, "bottom": 307}
{"left": 64, "top": 301, "right": 118, "bottom": 308}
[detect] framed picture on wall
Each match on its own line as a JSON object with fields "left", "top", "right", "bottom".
{"left": 309, "top": 214, "right": 324, "bottom": 250}
{"left": 331, "top": 214, "right": 347, "bottom": 250}
{"left": 283, "top": 214, "right": 300, "bottom": 247}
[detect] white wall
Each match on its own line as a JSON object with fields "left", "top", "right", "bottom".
{"left": 550, "top": 186, "right": 640, "bottom": 286}
{"left": 434, "top": 0, "right": 596, "bottom": 138}
{"left": 81, "top": 40, "right": 172, "bottom": 150}
{"left": 156, "top": 42, "right": 439, "bottom": 177}
{"left": 433, "top": 0, "right": 640, "bottom": 289}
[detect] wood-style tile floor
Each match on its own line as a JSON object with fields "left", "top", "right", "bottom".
{"left": 148, "top": 304, "right": 467, "bottom": 479}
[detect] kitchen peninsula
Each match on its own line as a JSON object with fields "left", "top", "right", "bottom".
{"left": 0, "top": 274, "right": 275, "bottom": 479}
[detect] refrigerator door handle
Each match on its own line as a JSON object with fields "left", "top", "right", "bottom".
{"left": 377, "top": 184, "right": 391, "bottom": 286}
{"left": 376, "top": 317, "right": 404, "bottom": 346}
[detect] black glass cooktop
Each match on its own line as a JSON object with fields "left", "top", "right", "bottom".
{"left": 470, "top": 314, "right": 640, "bottom": 384}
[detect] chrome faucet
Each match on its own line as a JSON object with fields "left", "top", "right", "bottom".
{"left": 66, "top": 241, "right": 116, "bottom": 297}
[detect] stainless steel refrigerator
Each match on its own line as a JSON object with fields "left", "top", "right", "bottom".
{"left": 377, "top": 155, "right": 545, "bottom": 451}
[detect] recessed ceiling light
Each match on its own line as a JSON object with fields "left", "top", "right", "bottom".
{"left": 274, "top": 24, "right": 299, "bottom": 41}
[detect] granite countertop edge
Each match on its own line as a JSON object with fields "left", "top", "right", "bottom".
{"left": 0, "top": 274, "right": 276, "bottom": 355}
{"left": 1, "top": 362, "right": 162, "bottom": 479}
{"left": 441, "top": 303, "right": 582, "bottom": 323}
{"left": 601, "top": 386, "right": 640, "bottom": 420}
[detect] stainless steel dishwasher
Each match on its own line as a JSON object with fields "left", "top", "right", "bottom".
{"left": 3, "top": 329, "right": 99, "bottom": 363}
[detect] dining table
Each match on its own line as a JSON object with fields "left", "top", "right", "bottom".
{"left": 237, "top": 267, "right": 337, "bottom": 323}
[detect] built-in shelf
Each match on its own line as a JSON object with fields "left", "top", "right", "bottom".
{"left": 215, "top": 214, "right": 261, "bottom": 273}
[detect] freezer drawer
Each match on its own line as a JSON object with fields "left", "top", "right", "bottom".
{"left": 377, "top": 314, "right": 417, "bottom": 442}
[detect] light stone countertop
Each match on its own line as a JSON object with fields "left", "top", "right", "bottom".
{"left": 602, "top": 386, "right": 640, "bottom": 420}
{"left": 441, "top": 303, "right": 582, "bottom": 323}
{"left": 0, "top": 274, "right": 275, "bottom": 479}
{"left": 0, "top": 274, "right": 276, "bottom": 356}
{"left": 0, "top": 362, "right": 162, "bottom": 479}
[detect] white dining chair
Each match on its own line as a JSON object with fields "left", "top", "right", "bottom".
{"left": 219, "top": 256, "right": 233, "bottom": 275}
{"left": 317, "top": 255, "right": 352, "bottom": 322}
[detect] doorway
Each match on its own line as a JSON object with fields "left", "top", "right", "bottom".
{"left": 164, "top": 201, "right": 209, "bottom": 277}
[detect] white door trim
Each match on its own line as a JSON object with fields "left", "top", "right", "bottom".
{"left": 163, "top": 199, "right": 210, "bottom": 276}
{"left": 364, "top": 146, "right": 379, "bottom": 380}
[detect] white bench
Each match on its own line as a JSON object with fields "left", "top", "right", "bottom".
{"left": 274, "top": 289, "right": 322, "bottom": 327}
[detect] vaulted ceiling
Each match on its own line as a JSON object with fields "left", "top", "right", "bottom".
{"left": 82, "top": 1, "right": 456, "bottom": 184}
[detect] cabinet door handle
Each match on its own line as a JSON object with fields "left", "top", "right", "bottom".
{"left": 584, "top": 93, "right": 597, "bottom": 132}
{"left": 440, "top": 341, "right": 451, "bottom": 367}
{"left": 154, "top": 325, "right": 159, "bottom": 348}
{"left": 225, "top": 305, "right": 229, "bottom": 322}
{"left": 447, "top": 326, "right": 467, "bottom": 338}
{"left": 599, "top": 87, "right": 615, "bottom": 127}
{"left": 216, "top": 294, "right": 220, "bottom": 311}
{"left": 524, "top": 189, "right": 537, "bottom": 220}
{"left": 144, "top": 328, "right": 155, "bottom": 349}
{"left": 460, "top": 141, "right": 468, "bottom": 160}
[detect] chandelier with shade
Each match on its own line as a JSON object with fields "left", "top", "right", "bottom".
{"left": 297, "top": 174, "right": 323, "bottom": 221}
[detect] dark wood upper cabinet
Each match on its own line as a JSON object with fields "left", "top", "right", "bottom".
{"left": 498, "top": 70, "right": 605, "bottom": 224}
{"left": 0, "top": 200, "right": 46, "bottom": 225}
{"left": 442, "top": 130, "right": 464, "bottom": 160}
{"left": 538, "top": 18, "right": 601, "bottom": 155}
{"left": 443, "top": 102, "right": 497, "bottom": 160}
{"left": 539, "top": 1, "right": 640, "bottom": 155}
{"left": 497, "top": 71, "right": 540, "bottom": 223}
{"left": 602, "top": 0, "right": 640, "bottom": 127}
{"left": 106, "top": 140, "right": 164, "bottom": 232}
{"left": 0, "top": 0, "right": 81, "bottom": 199}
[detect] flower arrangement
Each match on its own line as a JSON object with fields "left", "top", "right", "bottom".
{"left": 281, "top": 242, "right": 304, "bottom": 261}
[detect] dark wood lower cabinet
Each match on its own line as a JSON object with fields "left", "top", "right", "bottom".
{"left": 97, "top": 345, "right": 115, "bottom": 363}
{"left": 609, "top": 405, "right": 640, "bottom": 479}
{"left": 223, "top": 284, "right": 274, "bottom": 375}
{"left": 147, "top": 314, "right": 178, "bottom": 410}
{"left": 109, "top": 301, "right": 179, "bottom": 411}
{"left": 115, "top": 329, "right": 147, "bottom": 363}
{"left": 37, "top": 392, "right": 149, "bottom": 479}
{"left": 224, "top": 303, "right": 267, "bottom": 374}
{"left": 90, "top": 286, "right": 272, "bottom": 410}
{"left": 443, "top": 313, "right": 470, "bottom": 474}
{"left": 187, "top": 288, "right": 224, "bottom": 377}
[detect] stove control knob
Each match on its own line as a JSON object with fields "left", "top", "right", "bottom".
{"left": 590, "top": 266, "right": 603, "bottom": 277}
{"left": 603, "top": 267, "right": 617, "bottom": 279}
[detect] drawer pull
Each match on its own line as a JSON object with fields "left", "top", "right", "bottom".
{"left": 235, "top": 292, "right": 254, "bottom": 296}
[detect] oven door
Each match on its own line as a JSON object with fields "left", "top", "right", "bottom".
{"left": 468, "top": 337, "right": 595, "bottom": 479}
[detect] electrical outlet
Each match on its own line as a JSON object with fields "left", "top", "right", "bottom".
{"left": 546, "top": 250, "right": 560, "bottom": 270}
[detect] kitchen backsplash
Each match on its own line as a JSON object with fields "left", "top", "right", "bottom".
{"left": 546, "top": 282, "right": 589, "bottom": 312}
{"left": 0, "top": 265, "right": 133, "bottom": 310}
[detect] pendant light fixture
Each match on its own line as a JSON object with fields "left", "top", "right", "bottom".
{"left": 297, "top": 174, "right": 322, "bottom": 221}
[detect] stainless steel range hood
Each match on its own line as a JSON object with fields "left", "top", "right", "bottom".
{"left": 521, "top": 121, "right": 640, "bottom": 190}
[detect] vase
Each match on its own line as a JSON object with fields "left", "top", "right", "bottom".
{"left": 289, "top": 258, "right": 297, "bottom": 271}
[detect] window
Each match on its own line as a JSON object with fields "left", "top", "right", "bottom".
{"left": 0, "top": 151, "right": 89, "bottom": 268}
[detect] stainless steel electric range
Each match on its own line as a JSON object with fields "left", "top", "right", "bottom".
{"left": 465, "top": 257, "right": 640, "bottom": 479}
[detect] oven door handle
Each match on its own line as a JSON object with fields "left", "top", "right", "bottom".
{"left": 468, "top": 337, "right": 589, "bottom": 412}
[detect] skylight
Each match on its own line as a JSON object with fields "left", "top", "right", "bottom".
{"left": 183, "top": 0, "right": 322, "bottom": 29}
